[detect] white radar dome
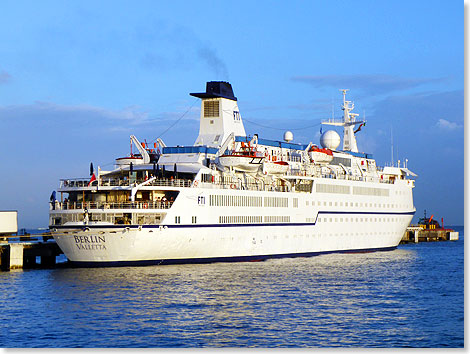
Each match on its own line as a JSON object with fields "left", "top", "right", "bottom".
{"left": 284, "top": 131, "right": 293, "bottom": 142}
{"left": 320, "top": 130, "right": 341, "bottom": 150}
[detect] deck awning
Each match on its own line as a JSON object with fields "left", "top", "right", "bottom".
{"left": 400, "top": 167, "right": 418, "bottom": 177}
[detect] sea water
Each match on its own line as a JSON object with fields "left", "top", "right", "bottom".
{"left": 0, "top": 226, "right": 464, "bottom": 348}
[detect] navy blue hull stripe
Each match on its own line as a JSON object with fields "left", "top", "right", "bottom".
{"left": 53, "top": 210, "right": 415, "bottom": 230}
{"left": 68, "top": 246, "right": 397, "bottom": 268}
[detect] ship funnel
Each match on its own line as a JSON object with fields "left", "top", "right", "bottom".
{"left": 191, "top": 81, "right": 246, "bottom": 148}
{"left": 190, "top": 81, "right": 237, "bottom": 101}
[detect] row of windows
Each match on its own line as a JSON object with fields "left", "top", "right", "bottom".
{"left": 209, "top": 193, "right": 408, "bottom": 210}
{"left": 317, "top": 217, "right": 403, "bottom": 223}
{"left": 210, "top": 195, "right": 262, "bottom": 207}
{"left": 218, "top": 215, "right": 291, "bottom": 224}
{"left": 306, "top": 200, "right": 407, "bottom": 209}
{"left": 353, "top": 186, "right": 389, "bottom": 197}
{"left": 315, "top": 184, "right": 390, "bottom": 197}
{"left": 264, "top": 197, "right": 289, "bottom": 208}
{"left": 219, "top": 215, "right": 263, "bottom": 224}
{"left": 209, "top": 195, "right": 290, "bottom": 208}
{"left": 264, "top": 215, "right": 290, "bottom": 223}
{"left": 316, "top": 184, "right": 350, "bottom": 194}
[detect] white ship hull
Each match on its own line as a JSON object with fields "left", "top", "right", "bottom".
{"left": 52, "top": 179, "right": 415, "bottom": 266}
{"left": 54, "top": 219, "right": 411, "bottom": 266}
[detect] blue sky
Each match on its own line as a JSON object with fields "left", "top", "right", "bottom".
{"left": 0, "top": 0, "right": 464, "bottom": 227}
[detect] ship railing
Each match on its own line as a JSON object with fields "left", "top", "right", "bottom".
{"left": 60, "top": 177, "right": 192, "bottom": 188}
{"left": 50, "top": 201, "right": 174, "bottom": 211}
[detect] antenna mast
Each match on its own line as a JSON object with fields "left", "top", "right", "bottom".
{"left": 321, "top": 89, "right": 366, "bottom": 152}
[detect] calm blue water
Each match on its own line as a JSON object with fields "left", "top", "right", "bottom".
{"left": 0, "top": 227, "right": 464, "bottom": 348}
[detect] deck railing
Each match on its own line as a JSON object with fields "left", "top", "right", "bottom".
{"left": 59, "top": 170, "right": 398, "bottom": 194}
{"left": 50, "top": 201, "right": 174, "bottom": 211}
{"left": 61, "top": 177, "right": 192, "bottom": 188}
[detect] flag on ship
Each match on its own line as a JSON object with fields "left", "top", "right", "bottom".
{"left": 88, "top": 173, "right": 97, "bottom": 186}
{"left": 354, "top": 122, "right": 366, "bottom": 134}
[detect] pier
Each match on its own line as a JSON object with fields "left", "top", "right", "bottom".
{"left": 401, "top": 211, "right": 459, "bottom": 244}
{"left": 0, "top": 233, "right": 64, "bottom": 271}
{"left": 401, "top": 226, "right": 459, "bottom": 244}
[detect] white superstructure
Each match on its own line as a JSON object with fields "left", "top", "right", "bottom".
{"left": 49, "top": 81, "right": 417, "bottom": 266}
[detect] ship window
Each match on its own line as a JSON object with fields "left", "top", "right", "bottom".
{"left": 293, "top": 198, "right": 299, "bottom": 208}
{"left": 204, "top": 100, "right": 219, "bottom": 117}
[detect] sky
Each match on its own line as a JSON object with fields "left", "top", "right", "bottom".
{"left": 0, "top": 0, "right": 464, "bottom": 227}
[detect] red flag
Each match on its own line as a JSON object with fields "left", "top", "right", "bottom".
{"left": 354, "top": 122, "right": 365, "bottom": 134}
{"left": 88, "top": 173, "right": 97, "bottom": 186}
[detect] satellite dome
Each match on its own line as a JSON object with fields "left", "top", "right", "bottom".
{"left": 284, "top": 131, "right": 293, "bottom": 143}
{"left": 320, "top": 130, "right": 341, "bottom": 150}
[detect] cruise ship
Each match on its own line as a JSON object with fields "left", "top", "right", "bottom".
{"left": 49, "top": 81, "right": 417, "bottom": 266}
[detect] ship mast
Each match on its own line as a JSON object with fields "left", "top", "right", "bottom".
{"left": 322, "top": 90, "right": 365, "bottom": 152}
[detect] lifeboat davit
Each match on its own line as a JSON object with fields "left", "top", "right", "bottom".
{"left": 308, "top": 145, "right": 333, "bottom": 164}
{"left": 263, "top": 160, "right": 289, "bottom": 175}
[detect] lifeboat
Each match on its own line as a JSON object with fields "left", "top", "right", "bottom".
{"left": 308, "top": 145, "right": 334, "bottom": 164}
{"left": 115, "top": 155, "right": 144, "bottom": 167}
{"left": 219, "top": 151, "right": 264, "bottom": 172}
{"left": 219, "top": 141, "right": 264, "bottom": 172}
{"left": 263, "top": 160, "right": 289, "bottom": 175}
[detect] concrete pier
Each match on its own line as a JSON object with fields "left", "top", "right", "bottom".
{"left": 0, "top": 241, "right": 63, "bottom": 271}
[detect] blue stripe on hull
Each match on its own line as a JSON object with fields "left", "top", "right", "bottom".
{"left": 68, "top": 246, "right": 397, "bottom": 268}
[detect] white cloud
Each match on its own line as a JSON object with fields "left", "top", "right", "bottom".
{"left": 291, "top": 74, "right": 447, "bottom": 95}
{"left": 436, "top": 118, "right": 461, "bottom": 130}
{"left": 0, "top": 101, "right": 150, "bottom": 127}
